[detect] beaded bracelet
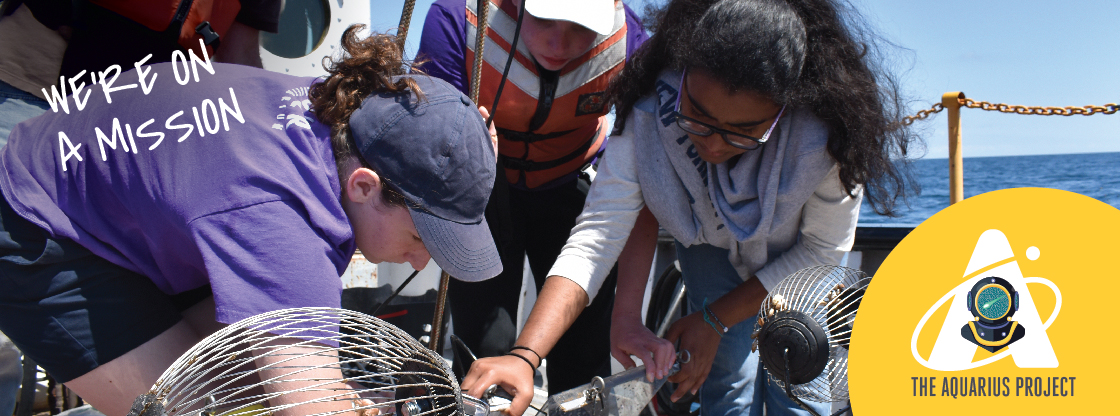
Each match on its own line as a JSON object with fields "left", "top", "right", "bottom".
{"left": 706, "top": 304, "right": 729, "bottom": 333}
{"left": 702, "top": 298, "right": 729, "bottom": 337}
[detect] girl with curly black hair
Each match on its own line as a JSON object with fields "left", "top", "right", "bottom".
{"left": 461, "top": 0, "right": 917, "bottom": 415}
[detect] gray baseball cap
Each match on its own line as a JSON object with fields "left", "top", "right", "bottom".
{"left": 348, "top": 75, "right": 502, "bottom": 282}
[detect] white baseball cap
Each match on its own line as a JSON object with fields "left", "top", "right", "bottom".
{"left": 524, "top": 0, "right": 617, "bottom": 35}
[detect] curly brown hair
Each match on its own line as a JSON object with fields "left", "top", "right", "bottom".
{"left": 309, "top": 24, "right": 424, "bottom": 207}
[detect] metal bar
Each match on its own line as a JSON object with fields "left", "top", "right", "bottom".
{"left": 656, "top": 279, "right": 686, "bottom": 338}
{"left": 371, "top": 269, "right": 422, "bottom": 317}
{"left": 943, "top": 92, "right": 965, "bottom": 204}
{"left": 16, "top": 355, "right": 36, "bottom": 416}
{"left": 47, "top": 374, "right": 59, "bottom": 415}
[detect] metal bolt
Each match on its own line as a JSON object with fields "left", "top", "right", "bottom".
{"left": 402, "top": 400, "right": 422, "bottom": 416}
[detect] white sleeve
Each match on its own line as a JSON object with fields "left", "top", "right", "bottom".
{"left": 546, "top": 129, "right": 645, "bottom": 305}
{"left": 753, "top": 164, "right": 862, "bottom": 290}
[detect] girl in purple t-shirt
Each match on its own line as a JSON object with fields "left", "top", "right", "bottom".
{"left": 0, "top": 26, "right": 500, "bottom": 416}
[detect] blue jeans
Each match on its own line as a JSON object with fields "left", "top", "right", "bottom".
{"left": 0, "top": 79, "right": 51, "bottom": 147}
{"left": 0, "top": 79, "right": 48, "bottom": 416}
{"left": 676, "top": 242, "right": 832, "bottom": 416}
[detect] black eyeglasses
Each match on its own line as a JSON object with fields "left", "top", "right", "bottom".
{"left": 673, "top": 68, "right": 785, "bottom": 150}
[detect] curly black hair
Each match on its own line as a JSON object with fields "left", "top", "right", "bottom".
{"left": 609, "top": 0, "right": 918, "bottom": 216}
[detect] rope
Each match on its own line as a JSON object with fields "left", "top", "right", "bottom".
{"left": 396, "top": 0, "right": 417, "bottom": 52}
{"left": 429, "top": 271, "right": 452, "bottom": 352}
{"left": 469, "top": 0, "right": 490, "bottom": 102}
{"left": 393, "top": 0, "right": 466, "bottom": 356}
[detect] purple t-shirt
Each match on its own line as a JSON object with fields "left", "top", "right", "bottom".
{"left": 0, "top": 62, "right": 356, "bottom": 325}
{"left": 416, "top": 0, "right": 649, "bottom": 95}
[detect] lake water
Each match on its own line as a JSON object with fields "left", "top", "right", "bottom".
{"left": 858, "top": 152, "right": 1120, "bottom": 226}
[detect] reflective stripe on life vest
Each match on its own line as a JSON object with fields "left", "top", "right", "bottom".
{"left": 466, "top": 0, "right": 627, "bottom": 188}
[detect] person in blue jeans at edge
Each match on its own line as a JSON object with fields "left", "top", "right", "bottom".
{"left": 0, "top": 1, "right": 278, "bottom": 408}
{"left": 0, "top": 4, "right": 70, "bottom": 413}
{"left": 416, "top": 0, "right": 647, "bottom": 394}
{"left": 460, "top": 0, "right": 918, "bottom": 415}
{"left": 0, "top": 27, "right": 502, "bottom": 416}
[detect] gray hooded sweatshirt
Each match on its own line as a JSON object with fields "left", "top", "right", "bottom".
{"left": 549, "top": 70, "right": 862, "bottom": 302}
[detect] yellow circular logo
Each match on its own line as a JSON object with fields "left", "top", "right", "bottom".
{"left": 850, "top": 188, "right": 1116, "bottom": 414}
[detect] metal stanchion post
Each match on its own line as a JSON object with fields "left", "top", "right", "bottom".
{"left": 943, "top": 92, "right": 965, "bottom": 204}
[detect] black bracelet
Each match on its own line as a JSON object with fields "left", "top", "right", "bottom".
{"left": 504, "top": 352, "right": 537, "bottom": 371}
{"left": 510, "top": 345, "right": 543, "bottom": 366}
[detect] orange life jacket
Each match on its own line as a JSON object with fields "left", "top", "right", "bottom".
{"left": 466, "top": 0, "right": 627, "bottom": 188}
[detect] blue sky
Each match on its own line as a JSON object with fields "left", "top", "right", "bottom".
{"left": 371, "top": 0, "right": 1119, "bottom": 159}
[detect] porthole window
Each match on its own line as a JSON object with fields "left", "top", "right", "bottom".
{"left": 261, "top": 0, "right": 331, "bottom": 58}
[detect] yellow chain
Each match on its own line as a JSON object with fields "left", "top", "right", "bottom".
{"left": 902, "top": 98, "right": 1118, "bottom": 125}
{"left": 960, "top": 98, "right": 1119, "bottom": 116}
{"left": 901, "top": 102, "right": 946, "bottom": 126}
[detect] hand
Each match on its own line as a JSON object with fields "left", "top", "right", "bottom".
{"left": 351, "top": 398, "right": 381, "bottom": 416}
{"left": 461, "top": 354, "right": 536, "bottom": 416}
{"left": 610, "top": 315, "right": 676, "bottom": 382}
{"left": 344, "top": 383, "right": 391, "bottom": 416}
{"left": 664, "top": 312, "right": 722, "bottom": 402}
{"left": 478, "top": 106, "right": 498, "bottom": 156}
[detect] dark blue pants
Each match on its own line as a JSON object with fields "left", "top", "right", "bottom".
{"left": 0, "top": 191, "right": 208, "bottom": 382}
{"left": 448, "top": 175, "right": 617, "bottom": 393}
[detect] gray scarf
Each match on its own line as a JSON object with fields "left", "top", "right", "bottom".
{"left": 633, "top": 70, "right": 835, "bottom": 280}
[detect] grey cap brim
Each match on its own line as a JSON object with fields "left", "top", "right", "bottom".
{"left": 409, "top": 207, "right": 502, "bottom": 282}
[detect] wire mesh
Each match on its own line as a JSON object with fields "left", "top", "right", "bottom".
{"left": 135, "top": 308, "right": 462, "bottom": 416}
{"left": 757, "top": 265, "right": 871, "bottom": 403}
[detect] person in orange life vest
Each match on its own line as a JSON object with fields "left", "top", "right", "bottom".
{"left": 416, "top": 0, "right": 647, "bottom": 393}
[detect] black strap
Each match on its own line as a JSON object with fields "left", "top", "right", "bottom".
{"left": 500, "top": 124, "right": 600, "bottom": 172}
{"left": 485, "top": 0, "right": 526, "bottom": 127}
{"left": 528, "top": 67, "right": 559, "bottom": 132}
{"left": 496, "top": 127, "right": 577, "bottom": 144}
{"left": 371, "top": 269, "right": 422, "bottom": 316}
{"left": 164, "top": 0, "right": 193, "bottom": 43}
